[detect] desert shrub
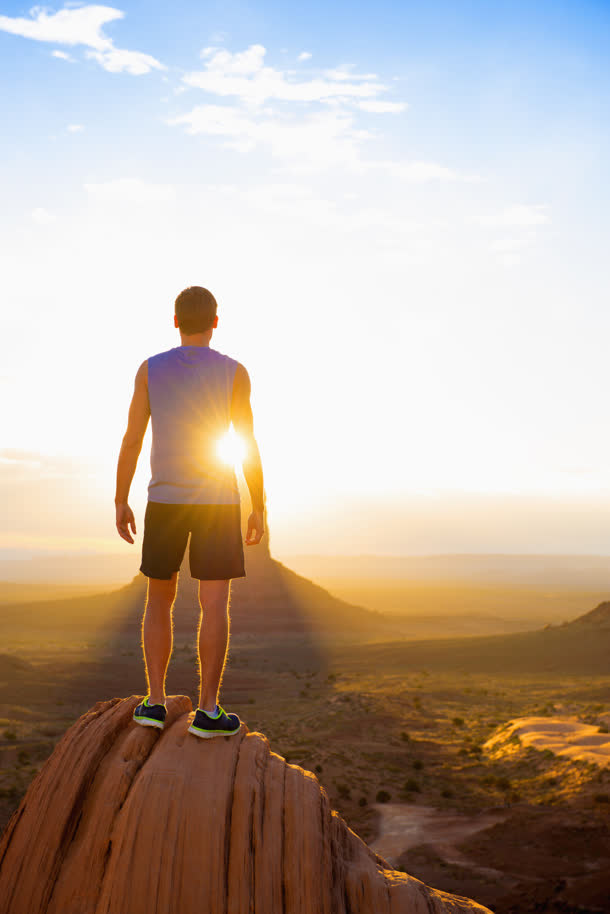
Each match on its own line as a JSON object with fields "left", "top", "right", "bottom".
{"left": 315, "top": 764, "right": 323, "bottom": 773}
{"left": 358, "top": 796, "right": 367, "bottom": 806}
{"left": 326, "top": 673, "right": 337, "bottom": 681}
{"left": 458, "top": 747, "right": 469, "bottom": 756}
{"left": 400, "top": 731, "right": 410, "bottom": 742}
{"left": 413, "top": 759, "right": 423, "bottom": 770}
{"left": 0, "top": 786, "right": 17, "bottom": 799}
{"left": 299, "top": 690, "right": 307, "bottom": 698}
{"left": 336, "top": 783, "right": 351, "bottom": 799}
{"left": 403, "top": 779, "right": 421, "bottom": 793}
{"left": 496, "top": 777, "right": 512, "bottom": 791}
{"left": 3, "top": 729, "right": 17, "bottom": 740}
{"left": 376, "top": 790, "right": 391, "bottom": 803}
{"left": 598, "top": 724, "right": 609, "bottom": 734}
{"left": 17, "top": 750, "right": 29, "bottom": 766}
{"left": 452, "top": 717, "right": 465, "bottom": 727}
{"left": 537, "top": 793, "right": 559, "bottom": 806}
{"left": 441, "top": 788, "right": 454, "bottom": 798}
{"left": 248, "top": 698, "right": 255, "bottom": 704}
{"left": 593, "top": 793, "right": 610, "bottom": 804}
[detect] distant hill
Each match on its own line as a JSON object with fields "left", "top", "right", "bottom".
{"left": 280, "top": 553, "right": 610, "bottom": 590}
{"left": 0, "top": 533, "right": 398, "bottom": 641}
{"left": 336, "top": 598, "right": 610, "bottom": 676}
{"left": 568, "top": 600, "right": 610, "bottom": 628}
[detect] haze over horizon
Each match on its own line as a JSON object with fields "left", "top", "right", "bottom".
{"left": 1, "top": 0, "right": 609, "bottom": 559}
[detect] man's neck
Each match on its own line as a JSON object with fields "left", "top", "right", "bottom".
{"left": 179, "top": 334, "right": 212, "bottom": 347}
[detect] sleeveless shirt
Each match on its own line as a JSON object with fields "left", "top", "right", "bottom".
{"left": 146, "top": 345, "right": 240, "bottom": 505}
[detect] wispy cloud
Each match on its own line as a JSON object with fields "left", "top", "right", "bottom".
{"left": 84, "top": 178, "right": 176, "bottom": 204}
{"left": 67, "top": 123, "right": 84, "bottom": 132}
{"left": 183, "top": 44, "right": 390, "bottom": 105}
{"left": 358, "top": 100, "right": 408, "bottom": 113}
{"left": 169, "top": 104, "right": 372, "bottom": 172}
{"left": 297, "top": 51, "right": 312, "bottom": 62}
{"left": 31, "top": 207, "right": 55, "bottom": 225}
{"left": 484, "top": 204, "right": 551, "bottom": 227}
{"left": 0, "top": 4, "right": 165, "bottom": 75}
{"left": 0, "top": 448, "right": 77, "bottom": 481}
{"left": 51, "top": 48, "right": 74, "bottom": 61}
{"left": 170, "top": 44, "right": 474, "bottom": 181}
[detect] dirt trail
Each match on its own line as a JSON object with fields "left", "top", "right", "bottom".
{"left": 371, "top": 803, "right": 510, "bottom": 881}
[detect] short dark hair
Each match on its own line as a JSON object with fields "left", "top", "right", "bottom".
{"left": 174, "top": 286, "right": 218, "bottom": 335}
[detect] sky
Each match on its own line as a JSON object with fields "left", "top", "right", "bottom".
{"left": 1, "top": 0, "right": 610, "bottom": 560}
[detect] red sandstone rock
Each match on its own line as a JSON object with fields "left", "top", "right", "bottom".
{"left": 0, "top": 697, "right": 492, "bottom": 914}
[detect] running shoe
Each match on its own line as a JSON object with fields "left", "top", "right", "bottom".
{"left": 133, "top": 696, "right": 167, "bottom": 729}
{"left": 188, "top": 705, "right": 241, "bottom": 739}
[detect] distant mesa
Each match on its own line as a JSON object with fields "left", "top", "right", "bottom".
{"left": 568, "top": 600, "right": 610, "bottom": 628}
{"left": 0, "top": 696, "right": 492, "bottom": 914}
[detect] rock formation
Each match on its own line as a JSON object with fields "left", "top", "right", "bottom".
{"left": 0, "top": 696, "right": 492, "bottom": 914}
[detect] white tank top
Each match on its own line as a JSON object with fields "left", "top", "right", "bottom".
{"left": 146, "top": 345, "right": 240, "bottom": 505}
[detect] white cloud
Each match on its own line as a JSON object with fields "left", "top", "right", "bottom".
{"left": 323, "top": 64, "right": 379, "bottom": 81}
{"left": 0, "top": 4, "right": 164, "bottom": 75}
{"left": 84, "top": 178, "right": 175, "bottom": 204}
{"left": 358, "top": 100, "right": 408, "bottom": 113}
{"left": 374, "top": 160, "right": 463, "bottom": 182}
{"left": 51, "top": 49, "right": 74, "bottom": 61}
{"left": 183, "top": 43, "right": 391, "bottom": 105}
{"left": 490, "top": 238, "right": 528, "bottom": 253}
{"left": 31, "top": 207, "right": 55, "bottom": 225}
{"left": 0, "top": 5, "right": 122, "bottom": 48}
{"left": 484, "top": 204, "right": 550, "bottom": 227}
{"left": 85, "top": 47, "right": 164, "bottom": 75}
{"left": 67, "top": 123, "right": 84, "bottom": 132}
{"left": 298, "top": 51, "right": 312, "bottom": 61}
{"left": 168, "top": 104, "right": 372, "bottom": 172}
{"left": 169, "top": 104, "right": 474, "bottom": 181}
{"left": 170, "top": 44, "right": 473, "bottom": 181}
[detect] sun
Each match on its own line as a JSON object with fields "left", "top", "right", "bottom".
{"left": 216, "top": 426, "right": 246, "bottom": 467}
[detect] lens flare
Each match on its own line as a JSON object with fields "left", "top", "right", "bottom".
{"left": 216, "top": 427, "right": 246, "bottom": 467}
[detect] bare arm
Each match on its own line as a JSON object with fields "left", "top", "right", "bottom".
{"left": 231, "top": 362, "right": 266, "bottom": 545}
{"left": 115, "top": 360, "right": 150, "bottom": 543}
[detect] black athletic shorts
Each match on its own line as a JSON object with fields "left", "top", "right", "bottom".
{"left": 139, "top": 501, "right": 246, "bottom": 581}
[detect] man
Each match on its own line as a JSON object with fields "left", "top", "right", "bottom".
{"left": 114, "top": 286, "right": 265, "bottom": 739}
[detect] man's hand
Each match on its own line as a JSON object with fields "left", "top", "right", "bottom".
{"left": 245, "top": 510, "right": 265, "bottom": 546}
{"left": 116, "top": 502, "right": 137, "bottom": 544}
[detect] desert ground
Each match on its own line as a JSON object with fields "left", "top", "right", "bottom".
{"left": 0, "top": 552, "right": 609, "bottom": 914}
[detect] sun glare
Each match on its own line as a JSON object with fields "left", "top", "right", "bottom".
{"left": 216, "top": 427, "right": 246, "bottom": 467}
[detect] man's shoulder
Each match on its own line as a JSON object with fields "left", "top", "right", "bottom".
{"left": 209, "top": 348, "right": 246, "bottom": 381}
{"left": 210, "top": 346, "right": 240, "bottom": 366}
{"left": 148, "top": 347, "right": 175, "bottom": 361}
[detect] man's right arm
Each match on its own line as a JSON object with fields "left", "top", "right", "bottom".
{"left": 231, "top": 362, "right": 266, "bottom": 545}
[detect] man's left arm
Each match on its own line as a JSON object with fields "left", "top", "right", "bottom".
{"left": 115, "top": 360, "right": 150, "bottom": 544}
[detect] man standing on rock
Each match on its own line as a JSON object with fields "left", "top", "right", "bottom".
{"left": 114, "top": 286, "right": 265, "bottom": 738}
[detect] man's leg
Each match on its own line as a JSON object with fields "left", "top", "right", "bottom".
{"left": 197, "top": 579, "right": 231, "bottom": 712}
{"left": 142, "top": 572, "right": 178, "bottom": 705}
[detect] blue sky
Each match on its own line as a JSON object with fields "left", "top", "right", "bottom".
{"left": 1, "top": 1, "right": 609, "bottom": 557}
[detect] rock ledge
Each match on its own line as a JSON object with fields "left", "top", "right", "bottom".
{"left": 0, "top": 696, "right": 492, "bottom": 914}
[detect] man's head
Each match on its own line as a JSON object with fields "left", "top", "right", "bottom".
{"left": 174, "top": 286, "right": 218, "bottom": 336}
